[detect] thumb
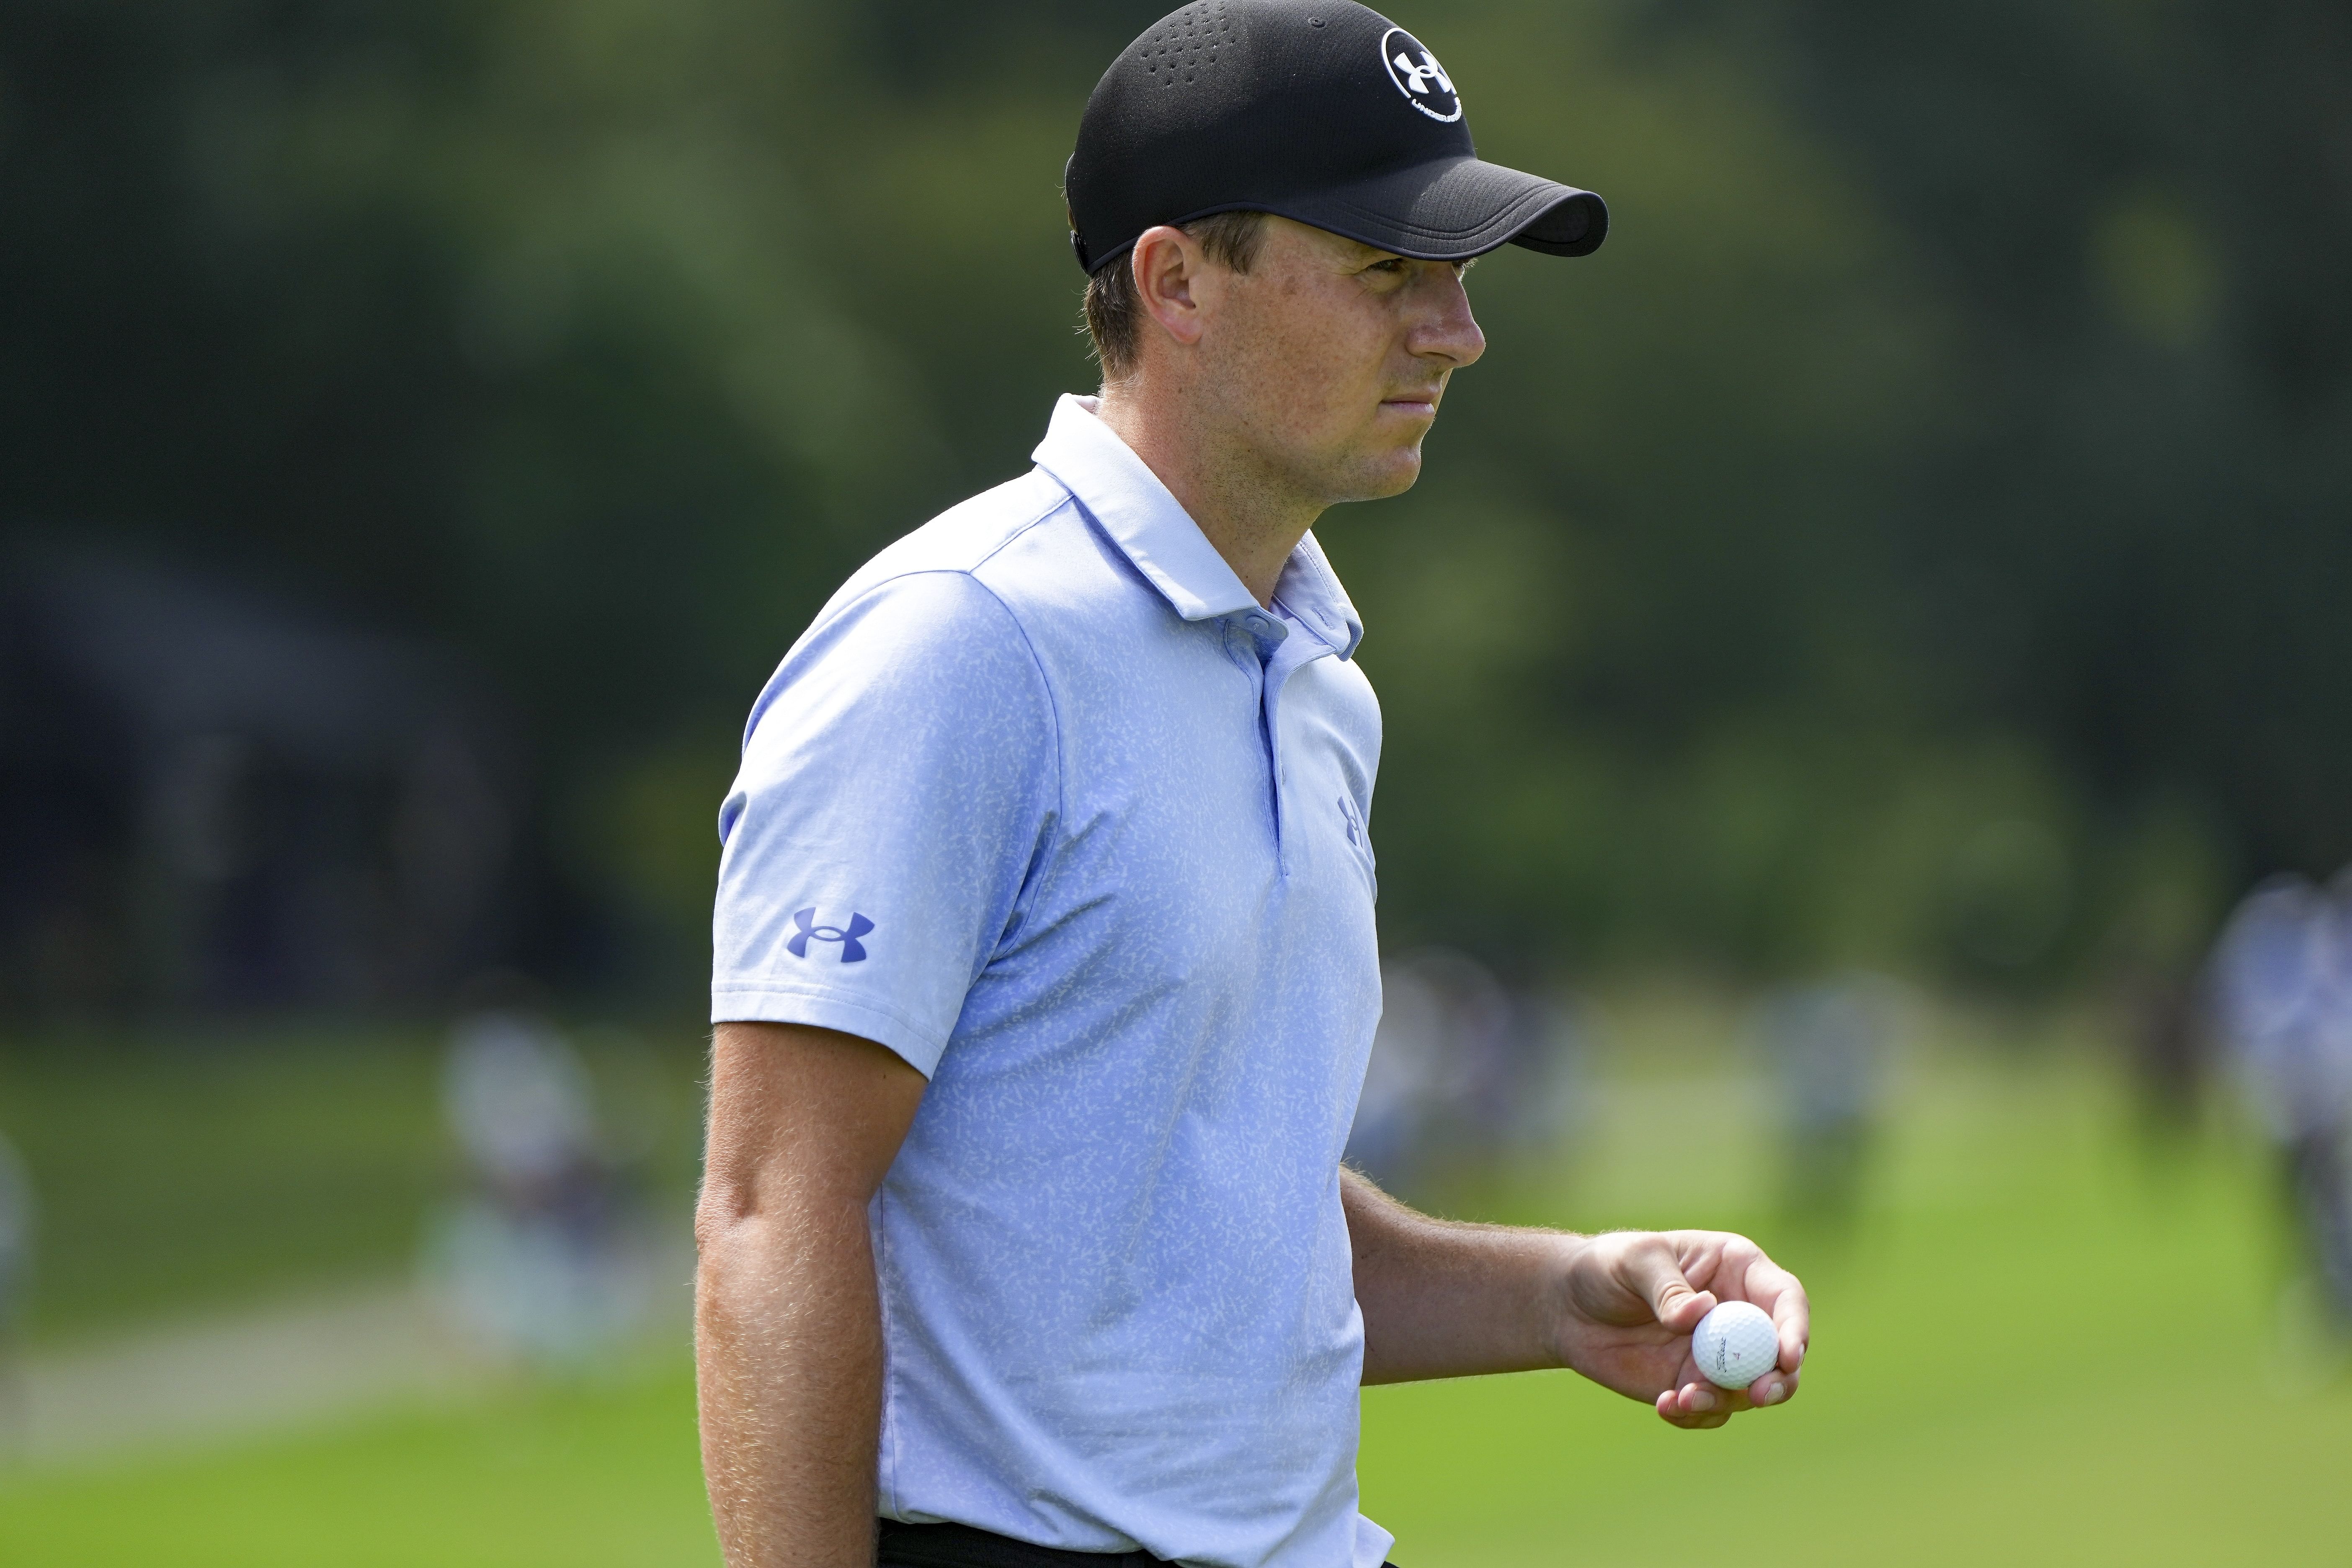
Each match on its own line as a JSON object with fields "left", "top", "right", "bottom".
{"left": 1621, "top": 1237, "right": 1715, "bottom": 1332}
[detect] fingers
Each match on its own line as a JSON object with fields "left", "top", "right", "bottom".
{"left": 1771, "top": 1280, "right": 1812, "bottom": 1375}
{"left": 1722, "top": 1259, "right": 1807, "bottom": 1402}
{"left": 1574, "top": 1228, "right": 1813, "bottom": 1428}
{"left": 1653, "top": 1229, "right": 1810, "bottom": 1422}
{"left": 1654, "top": 1367, "right": 1801, "bottom": 1429}
{"left": 1740, "top": 1251, "right": 1811, "bottom": 1376}
{"left": 1681, "top": 1230, "right": 1812, "bottom": 1375}
{"left": 1617, "top": 1235, "right": 1717, "bottom": 1333}
{"left": 1654, "top": 1382, "right": 1730, "bottom": 1429}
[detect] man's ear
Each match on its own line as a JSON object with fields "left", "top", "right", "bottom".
{"left": 1130, "top": 225, "right": 1210, "bottom": 351}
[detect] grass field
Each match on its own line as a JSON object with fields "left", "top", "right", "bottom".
{"left": 0, "top": 1029, "right": 446, "bottom": 1337}
{"left": 1357, "top": 1006, "right": 2351, "bottom": 1565}
{"left": 0, "top": 1022, "right": 704, "bottom": 1340}
{"left": 4, "top": 999, "right": 2348, "bottom": 1564}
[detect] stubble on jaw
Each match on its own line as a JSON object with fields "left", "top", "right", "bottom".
{"left": 1204, "top": 249, "right": 1445, "bottom": 509}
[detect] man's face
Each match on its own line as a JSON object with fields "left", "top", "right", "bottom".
{"left": 1194, "top": 216, "right": 1487, "bottom": 505}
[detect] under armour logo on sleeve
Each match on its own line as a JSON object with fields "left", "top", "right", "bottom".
{"left": 788, "top": 908, "right": 874, "bottom": 962}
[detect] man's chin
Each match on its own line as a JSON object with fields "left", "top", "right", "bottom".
{"left": 1347, "top": 448, "right": 1426, "bottom": 502}
{"left": 1291, "top": 442, "right": 1425, "bottom": 508}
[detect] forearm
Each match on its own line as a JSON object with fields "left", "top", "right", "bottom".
{"left": 695, "top": 1191, "right": 885, "bottom": 1568}
{"left": 1343, "top": 1168, "right": 1580, "bottom": 1384}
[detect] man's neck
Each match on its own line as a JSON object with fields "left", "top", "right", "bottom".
{"left": 1092, "top": 380, "right": 1322, "bottom": 609}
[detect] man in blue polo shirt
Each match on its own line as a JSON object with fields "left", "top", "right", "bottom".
{"left": 697, "top": 5, "right": 1810, "bottom": 1567}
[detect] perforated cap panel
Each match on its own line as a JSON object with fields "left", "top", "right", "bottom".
{"left": 1065, "top": 0, "right": 1605, "bottom": 272}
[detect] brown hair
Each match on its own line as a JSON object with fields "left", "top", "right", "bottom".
{"left": 1080, "top": 211, "right": 1269, "bottom": 382}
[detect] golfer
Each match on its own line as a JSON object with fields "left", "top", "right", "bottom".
{"left": 699, "top": 4, "right": 1810, "bottom": 1565}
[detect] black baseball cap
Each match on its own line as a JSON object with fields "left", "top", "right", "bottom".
{"left": 1065, "top": 0, "right": 1607, "bottom": 275}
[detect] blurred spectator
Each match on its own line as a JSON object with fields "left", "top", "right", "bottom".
{"left": 2104, "top": 823, "right": 2224, "bottom": 1139}
{"left": 0, "top": 1132, "right": 30, "bottom": 1448}
{"left": 1750, "top": 975, "right": 1903, "bottom": 1226}
{"left": 1347, "top": 949, "right": 1583, "bottom": 1192}
{"left": 2122, "top": 967, "right": 2208, "bottom": 1138}
{"left": 424, "top": 1003, "right": 657, "bottom": 1368}
{"left": 2209, "top": 874, "right": 2352, "bottom": 1328}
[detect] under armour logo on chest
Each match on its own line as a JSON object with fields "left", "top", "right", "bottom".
{"left": 789, "top": 908, "right": 874, "bottom": 962}
{"left": 1338, "top": 796, "right": 1365, "bottom": 847}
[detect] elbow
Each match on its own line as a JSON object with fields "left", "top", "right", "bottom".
{"left": 693, "top": 1171, "right": 872, "bottom": 1265}
{"left": 694, "top": 1177, "right": 761, "bottom": 1262}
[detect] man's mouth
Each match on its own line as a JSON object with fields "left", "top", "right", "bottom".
{"left": 1381, "top": 390, "right": 1443, "bottom": 415}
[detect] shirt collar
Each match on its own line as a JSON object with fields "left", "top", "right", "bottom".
{"left": 1032, "top": 394, "right": 1365, "bottom": 660}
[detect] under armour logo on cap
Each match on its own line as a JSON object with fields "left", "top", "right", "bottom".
{"left": 788, "top": 908, "right": 874, "bottom": 962}
{"left": 1379, "top": 26, "right": 1459, "bottom": 121}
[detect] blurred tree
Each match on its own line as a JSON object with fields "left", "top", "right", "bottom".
{"left": 3, "top": 0, "right": 2332, "bottom": 1001}
{"left": 1720, "top": 0, "right": 2352, "bottom": 883}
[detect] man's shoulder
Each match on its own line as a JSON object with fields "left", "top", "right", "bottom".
{"left": 804, "top": 469, "right": 1068, "bottom": 628}
{"left": 866, "top": 467, "right": 1072, "bottom": 579}
{"left": 741, "top": 474, "right": 1081, "bottom": 761}
{"left": 810, "top": 466, "right": 1148, "bottom": 648}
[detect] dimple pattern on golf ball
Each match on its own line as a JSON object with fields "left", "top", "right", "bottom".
{"left": 1692, "top": 1300, "right": 1778, "bottom": 1390}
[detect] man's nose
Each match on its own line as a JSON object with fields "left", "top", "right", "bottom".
{"left": 1413, "top": 270, "right": 1485, "bottom": 369}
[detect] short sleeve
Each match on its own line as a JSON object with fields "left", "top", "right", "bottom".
{"left": 710, "top": 570, "right": 1057, "bottom": 1076}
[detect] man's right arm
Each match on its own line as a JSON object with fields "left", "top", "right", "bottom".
{"left": 696, "top": 1020, "right": 927, "bottom": 1568}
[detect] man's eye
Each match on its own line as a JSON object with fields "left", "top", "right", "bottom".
{"left": 1368, "top": 258, "right": 1409, "bottom": 275}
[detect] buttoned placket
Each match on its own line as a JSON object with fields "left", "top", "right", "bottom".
{"left": 1222, "top": 606, "right": 1336, "bottom": 877}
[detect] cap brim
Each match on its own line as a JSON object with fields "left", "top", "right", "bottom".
{"left": 1235, "top": 155, "right": 1607, "bottom": 263}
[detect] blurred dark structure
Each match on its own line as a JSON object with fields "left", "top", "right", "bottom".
{"left": 0, "top": 547, "right": 513, "bottom": 1013}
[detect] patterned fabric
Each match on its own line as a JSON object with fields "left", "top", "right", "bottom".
{"left": 714, "top": 395, "right": 1390, "bottom": 1568}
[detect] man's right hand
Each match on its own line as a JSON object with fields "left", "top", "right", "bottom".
{"left": 697, "top": 1021, "right": 926, "bottom": 1567}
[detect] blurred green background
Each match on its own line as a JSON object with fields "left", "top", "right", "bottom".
{"left": 3, "top": 0, "right": 2349, "bottom": 1561}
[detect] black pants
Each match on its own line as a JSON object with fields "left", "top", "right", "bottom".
{"left": 877, "top": 1519, "right": 1397, "bottom": 1568}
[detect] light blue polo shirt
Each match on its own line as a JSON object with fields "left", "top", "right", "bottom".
{"left": 712, "top": 394, "right": 1389, "bottom": 1568}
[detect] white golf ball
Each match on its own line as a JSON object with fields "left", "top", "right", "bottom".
{"left": 1690, "top": 1300, "right": 1779, "bottom": 1390}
